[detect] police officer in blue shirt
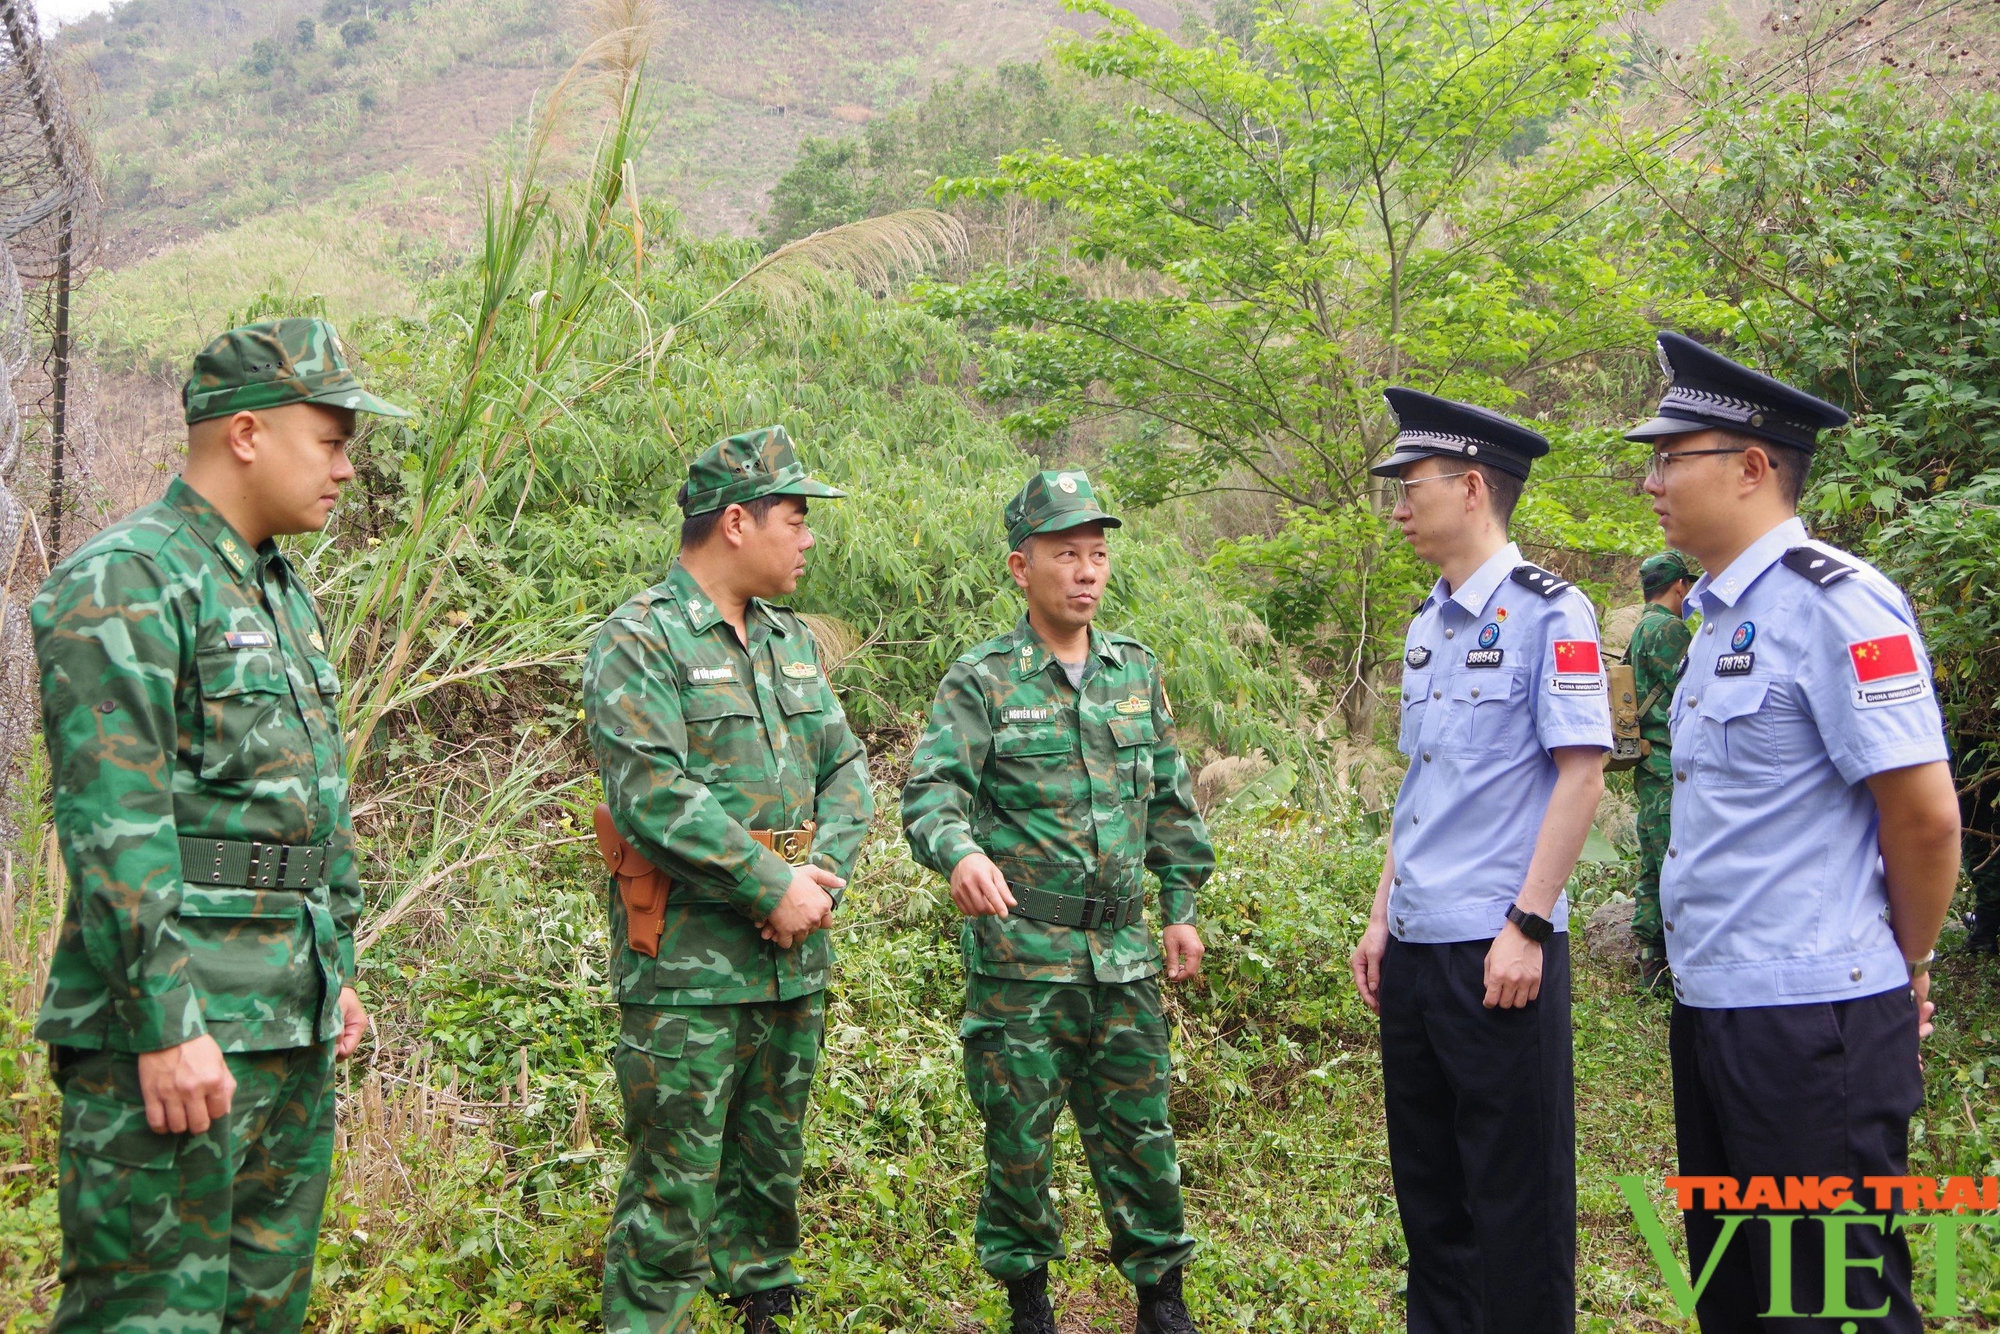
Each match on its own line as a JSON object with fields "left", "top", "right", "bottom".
{"left": 1350, "top": 389, "right": 1612, "bottom": 1334}
{"left": 1633, "top": 332, "right": 1961, "bottom": 1331}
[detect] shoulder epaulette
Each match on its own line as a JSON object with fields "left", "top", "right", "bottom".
{"left": 1509, "top": 564, "right": 1573, "bottom": 598}
{"left": 1105, "top": 632, "right": 1154, "bottom": 662}
{"left": 1780, "top": 545, "right": 1857, "bottom": 588}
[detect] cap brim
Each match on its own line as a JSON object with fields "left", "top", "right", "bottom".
{"left": 769, "top": 478, "right": 847, "bottom": 500}
{"left": 1623, "top": 414, "right": 1707, "bottom": 443}
{"left": 1368, "top": 445, "right": 1441, "bottom": 478}
{"left": 1028, "top": 510, "right": 1120, "bottom": 538}
{"left": 308, "top": 387, "right": 412, "bottom": 420}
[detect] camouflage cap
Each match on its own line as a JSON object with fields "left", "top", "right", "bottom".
{"left": 1004, "top": 469, "right": 1122, "bottom": 551}
{"left": 678, "top": 425, "right": 846, "bottom": 516}
{"left": 1640, "top": 549, "right": 1698, "bottom": 594}
{"left": 182, "top": 317, "right": 411, "bottom": 425}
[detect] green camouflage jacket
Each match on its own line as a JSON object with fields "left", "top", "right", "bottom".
{"left": 583, "top": 562, "right": 873, "bottom": 1005}
{"left": 1628, "top": 601, "right": 1692, "bottom": 764}
{"left": 901, "top": 617, "right": 1214, "bottom": 984}
{"left": 31, "top": 478, "right": 357, "bottom": 1054}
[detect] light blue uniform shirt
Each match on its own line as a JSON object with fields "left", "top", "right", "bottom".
{"left": 1661, "top": 516, "right": 1948, "bottom": 1008}
{"left": 1389, "top": 543, "right": 1613, "bottom": 944}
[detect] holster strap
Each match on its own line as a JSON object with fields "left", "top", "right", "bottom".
{"left": 750, "top": 824, "right": 816, "bottom": 865}
{"left": 1011, "top": 885, "right": 1147, "bottom": 930}
{"left": 177, "top": 837, "right": 330, "bottom": 890}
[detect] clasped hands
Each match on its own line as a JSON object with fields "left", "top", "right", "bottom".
{"left": 949, "top": 852, "right": 1205, "bottom": 982}
{"left": 757, "top": 862, "right": 844, "bottom": 949}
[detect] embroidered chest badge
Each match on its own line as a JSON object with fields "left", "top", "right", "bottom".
{"left": 1116, "top": 695, "right": 1149, "bottom": 714}
{"left": 1406, "top": 645, "right": 1432, "bottom": 669}
{"left": 780, "top": 661, "right": 818, "bottom": 679}
{"left": 688, "top": 665, "right": 737, "bottom": 684}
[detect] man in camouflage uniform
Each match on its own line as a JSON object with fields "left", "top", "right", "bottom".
{"left": 32, "top": 318, "right": 406, "bottom": 1332}
{"left": 583, "top": 426, "right": 873, "bottom": 1334}
{"left": 1626, "top": 551, "right": 1694, "bottom": 990}
{"left": 902, "top": 471, "right": 1215, "bottom": 1334}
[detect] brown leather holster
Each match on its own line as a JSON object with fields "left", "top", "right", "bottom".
{"left": 593, "top": 804, "right": 670, "bottom": 958}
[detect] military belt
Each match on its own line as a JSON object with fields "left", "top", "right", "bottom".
{"left": 750, "top": 824, "right": 816, "bottom": 865}
{"left": 177, "top": 837, "right": 330, "bottom": 890}
{"left": 1010, "top": 886, "right": 1147, "bottom": 931}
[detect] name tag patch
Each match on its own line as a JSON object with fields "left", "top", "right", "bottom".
{"left": 222, "top": 630, "right": 271, "bottom": 649}
{"left": 1406, "top": 645, "right": 1432, "bottom": 669}
{"left": 688, "top": 665, "right": 737, "bottom": 684}
{"left": 1714, "top": 652, "right": 1755, "bottom": 677}
{"left": 1465, "top": 649, "right": 1504, "bottom": 668}
{"left": 1854, "top": 678, "right": 1932, "bottom": 709}
{"left": 780, "top": 661, "right": 819, "bottom": 679}
{"left": 1003, "top": 706, "right": 1052, "bottom": 723}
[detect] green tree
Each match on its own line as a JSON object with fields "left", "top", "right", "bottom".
{"left": 1634, "top": 73, "right": 2000, "bottom": 792}
{"left": 925, "top": 0, "right": 1660, "bottom": 730}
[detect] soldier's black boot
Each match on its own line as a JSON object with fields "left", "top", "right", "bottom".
{"left": 727, "top": 1285, "right": 799, "bottom": 1334}
{"left": 1004, "top": 1266, "right": 1058, "bottom": 1334}
{"left": 1964, "top": 906, "right": 1999, "bottom": 956}
{"left": 1134, "top": 1264, "right": 1203, "bottom": 1334}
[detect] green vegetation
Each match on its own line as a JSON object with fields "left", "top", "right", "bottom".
{"left": 6, "top": 0, "right": 2000, "bottom": 1328}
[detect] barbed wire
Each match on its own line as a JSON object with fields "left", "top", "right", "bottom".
{"left": 0, "top": 0, "right": 99, "bottom": 831}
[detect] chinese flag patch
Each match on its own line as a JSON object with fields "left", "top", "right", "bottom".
{"left": 1848, "top": 634, "right": 1919, "bottom": 683}
{"left": 1553, "top": 640, "right": 1601, "bottom": 674}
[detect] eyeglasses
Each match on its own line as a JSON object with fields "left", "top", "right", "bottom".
{"left": 1384, "top": 471, "right": 1472, "bottom": 504}
{"left": 1646, "top": 448, "right": 1748, "bottom": 481}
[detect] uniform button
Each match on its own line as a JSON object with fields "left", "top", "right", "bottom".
{"left": 1706, "top": 623, "right": 1715, "bottom": 634}
{"left": 1422, "top": 752, "right": 1432, "bottom": 762}
{"left": 1396, "top": 917, "right": 1406, "bottom": 931}
{"left": 1687, "top": 696, "right": 1698, "bottom": 708}
{"left": 1851, "top": 967, "right": 1864, "bottom": 982}
{"left": 1668, "top": 846, "right": 1678, "bottom": 857}
{"left": 1394, "top": 877, "right": 1403, "bottom": 886}
{"left": 1675, "top": 770, "right": 1686, "bottom": 781}
{"left": 1469, "top": 687, "right": 1480, "bottom": 698}
{"left": 1445, "top": 628, "right": 1455, "bottom": 639}
{"left": 1412, "top": 815, "right": 1421, "bottom": 826}
{"left": 1432, "top": 690, "right": 1442, "bottom": 700}
{"left": 1665, "top": 918, "right": 1674, "bottom": 931}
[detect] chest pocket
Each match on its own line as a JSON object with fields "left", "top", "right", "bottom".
{"left": 1399, "top": 671, "right": 1433, "bottom": 756}
{"left": 1690, "top": 679, "right": 1778, "bottom": 788}
{"left": 680, "top": 679, "right": 763, "bottom": 781}
{"left": 1443, "top": 668, "right": 1528, "bottom": 758}
{"left": 988, "top": 724, "right": 1083, "bottom": 809}
{"left": 1108, "top": 711, "right": 1157, "bottom": 800}
{"left": 196, "top": 647, "right": 308, "bottom": 784}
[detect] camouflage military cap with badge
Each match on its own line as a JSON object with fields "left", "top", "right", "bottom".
{"left": 183, "top": 316, "right": 411, "bottom": 425}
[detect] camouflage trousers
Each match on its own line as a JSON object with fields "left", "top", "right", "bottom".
{"left": 1632, "top": 761, "right": 1672, "bottom": 952}
{"left": 959, "top": 974, "right": 1195, "bottom": 1288}
{"left": 50, "top": 1042, "right": 336, "bottom": 1334}
{"left": 603, "top": 995, "right": 823, "bottom": 1334}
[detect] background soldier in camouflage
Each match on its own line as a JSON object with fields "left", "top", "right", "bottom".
{"left": 1627, "top": 551, "right": 1694, "bottom": 990}
{"left": 901, "top": 471, "right": 1215, "bottom": 1334}
{"left": 32, "top": 318, "right": 406, "bottom": 1332}
{"left": 583, "top": 426, "right": 873, "bottom": 1334}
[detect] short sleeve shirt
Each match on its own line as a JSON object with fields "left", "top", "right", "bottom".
{"left": 1661, "top": 517, "right": 1948, "bottom": 1008}
{"left": 1388, "top": 543, "right": 1613, "bottom": 943}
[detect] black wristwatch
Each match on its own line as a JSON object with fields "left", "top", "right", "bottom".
{"left": 1505, "top": 903, "right": 1554, "bottom": 943}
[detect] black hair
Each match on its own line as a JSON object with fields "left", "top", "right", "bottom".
{"left": 1469, "top": 461, "right": 1524, "bottom": 528}
{"left": 679, "top": 494, "right": 786, "bottom": 550}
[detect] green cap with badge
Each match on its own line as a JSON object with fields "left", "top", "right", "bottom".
{"left": 1640, "top": 550, "right": 1698, "bottom": 595}
{"left": 182, "top": 317, "right": 411, "bottom": 425}
{"left": 1004, "top": 469, "right": 1122, "bottom": 551}
{"left": 677, "top": 425, "right": 846, "bottom": 516}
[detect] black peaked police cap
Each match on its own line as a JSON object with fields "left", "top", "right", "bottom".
{"left": 1626, "top": 331, "right": 1850, "bottom": 452}
{"left": 1370, "top": 388, "right": 1551, "bottom": 482}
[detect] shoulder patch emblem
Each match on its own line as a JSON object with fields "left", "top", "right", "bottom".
{"left": 1846, "top": 632, "right": 1925, "bottom": 714}
{"left": 1509, "top": 564, "right": 1574, "bottom": 598}
{"left": 781, "top": 660, "right": 818, "bottom": 679}
{"left": 1780, "top": 545, "right": 1857, "bottom": 587}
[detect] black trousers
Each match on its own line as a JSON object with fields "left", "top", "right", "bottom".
{"left": 1379, "top": 935, "right": 1575, "bottom": 1334}
{"left": 1671, "top": 989, "right": 1924, "bottom": 1333}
